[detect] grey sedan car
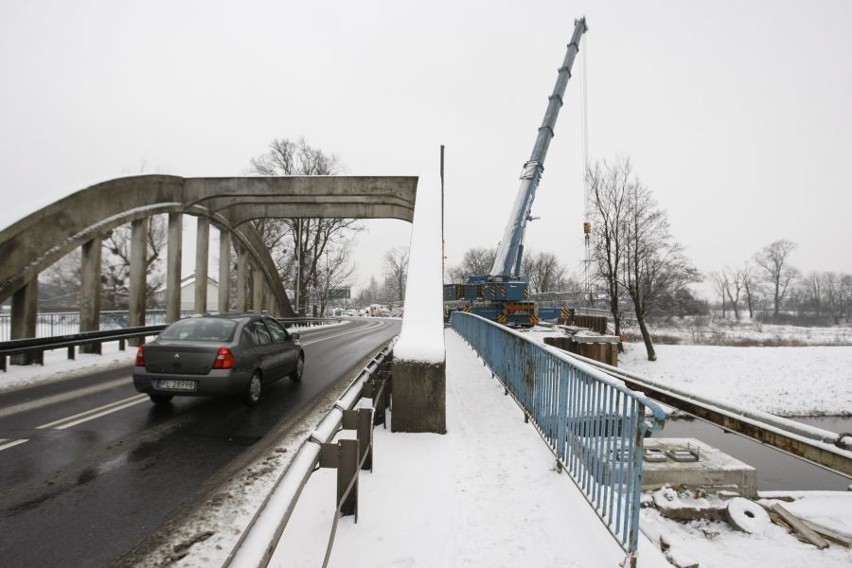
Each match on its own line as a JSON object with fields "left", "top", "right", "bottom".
{"left": 133, "top": 314, "right": 304, "bottom": 406}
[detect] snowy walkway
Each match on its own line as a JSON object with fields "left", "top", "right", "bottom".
{"left": 274, "top": 330, "right": 671, "bottom": 567}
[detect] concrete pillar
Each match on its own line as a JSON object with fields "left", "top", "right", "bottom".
{"left": 11, "top": 279, "right": 38, "bottom": 365}
{"left": 165, "top": 213, "right": 182, "bottom": 323}
{"left": 389, "top": 175, "right": 446, "bottom": 433}
{"left": 218, "top": 229, "right": 231, "bottom": 313}
{"left": 391, "top": 359, "right": 447, "bottom": 433}
{"left": 264, "top": 282, "right": 277, "bottom": 316}
{"left": 79, "top": 238, "right": 102, "bottom": 354}
{"left": 128, "top": 219, "right": 147, "bottom": 336}
{"left": 252, "top": 265, "right": 264, "bottom": 313}
{"left": 237, "top": 246, "right": 249, "bottom": 313}
{"left": 194, "top": 216, "right": 210, "bottom": 313}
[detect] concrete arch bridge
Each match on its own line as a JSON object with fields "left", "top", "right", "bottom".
{"left": 0, "top": 174, "right": 417, "bottom": 342}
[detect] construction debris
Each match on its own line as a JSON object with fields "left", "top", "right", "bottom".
{"left": 766, "top": 503, "right": 831, "bottom": 550}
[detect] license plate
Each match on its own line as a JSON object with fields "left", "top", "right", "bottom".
{"left": 156, "top": 379, "right": 197, "bottom": 391}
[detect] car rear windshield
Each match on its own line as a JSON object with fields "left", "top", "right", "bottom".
{"left": 159, "top": 318, "right": 238, "bottom": 342}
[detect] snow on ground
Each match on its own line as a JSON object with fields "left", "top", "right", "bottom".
{"left": 524, "top": 324, "right": 852, "bottom": 418}
{"left": 619, "top": 343, "right": 852, "bottom": 417}
{"left": 0, "top": 342, "right": 137, "bottom": 393}
{"left": 270, "top": 329, "right": 671, "bottom": 568}
{"left": 638, "top": 318, "right": 852, "bottom": 347}
{"left": 2, "top": 321, "right": 851, "bottom": 567}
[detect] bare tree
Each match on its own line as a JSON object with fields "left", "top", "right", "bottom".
{"left": 590, "top": 158, "right": 700, "bottom": 361}
{"left": 358, "top": 275, "right": 381, "bottom": 306}
{"left": 315, "top": 241, "right": 356, "bottom": 315}
{"left": 802, "top": 271, "right": 824, "bottom": 318}
{"left": 754, "top": 239, "right": 799, "bottom": 319}
{"left": 587, "top": 159, "right": 632, "bottom": 345}
{"left": 522, "top": 250, "right": 566, "bottom": 294}
{"left": 811, "top": 271, "right": 850, "bottom": 325}
{"left": 248, "top": 138, "right": 363, "bottom": 315}
{"left": 102, "top": 217, "right": 166, "bottom": 309}
{"left": 39, "top": 249, "right": 83, "bottom": 310}
{"left": 742, "top": 262, "right": 759, "bottom": 319}
{"left": 447, "top": 247, "right": 497, "bottom": 283}
{"left": 383, "top": 246, "right": 409, "bottom": 302}
{"left": 716, "top": 266, "right": 747, "bottom": 321}
{"left": 710, "top": 271, "right": 728, "bottom": 319}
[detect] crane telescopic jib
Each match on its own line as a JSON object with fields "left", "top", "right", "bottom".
{"left": 444, "top": 17, "right": 588, "bottom": 327}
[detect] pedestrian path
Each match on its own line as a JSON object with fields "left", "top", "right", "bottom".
{"left": 274, "top": 330, "right": 671, "bottom": 567}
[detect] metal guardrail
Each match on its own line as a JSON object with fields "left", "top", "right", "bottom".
{"left": 0, "top": 309, "right": 191, "bottom": 341}
{"left": 0, "top": 316, "right": 344, "bottom": 372}
{"left": 225, "top": 342, "right": 393, "bottom": 568}
{"left": 0, "top": 325, "right": 167, "bottom": 371}
{"left": 279, "top": 317, "right": 343, "bottom": 328}
{"left": 451, "top": 312, "right": 666, "bottom": 562}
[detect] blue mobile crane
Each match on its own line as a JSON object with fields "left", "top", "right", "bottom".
{"left": 444, "top": 17, "right": 588, "bottom": 326}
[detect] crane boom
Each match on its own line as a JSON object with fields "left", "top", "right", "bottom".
{"left": 488, "top": 17, "right": 588, "bottom": 280}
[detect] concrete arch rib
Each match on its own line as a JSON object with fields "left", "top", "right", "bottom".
{"left": 0, "top": 174, "right": 418, "bottom": 313}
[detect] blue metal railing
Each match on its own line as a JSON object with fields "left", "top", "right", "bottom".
{"left": 451, "top": 312, "right": 666, "bottom": 558}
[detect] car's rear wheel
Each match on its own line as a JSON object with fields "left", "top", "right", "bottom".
{"left": 289, "top": 354, "right": 304, "bottom": 382}
{"left": 243, "top": 372, "right": 262, "bottom": 406}
{"left": 149, "top": 394, "right": 173, "bottom": 405}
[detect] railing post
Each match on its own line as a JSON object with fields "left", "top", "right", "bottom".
{"left": 338, "top": 439, "right": 359, "bottom": 518}
{"left": 321, "top": 438, "right": 360, "bottom": 520}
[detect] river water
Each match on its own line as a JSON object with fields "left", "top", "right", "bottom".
{"left": 651, "top": 415, "right": 851, "bottom": 491}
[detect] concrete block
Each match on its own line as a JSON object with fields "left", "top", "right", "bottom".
{"left": 391, "top": 359, "right": 446, "bottom": 434}
{"left": 643, "top": 438, "right": 758, "bottom": 498}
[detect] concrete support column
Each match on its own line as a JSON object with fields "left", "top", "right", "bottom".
{"left": 11, "top": 279, "right": 38, "bottom": 365}
{"left": 128, "top": 219, "right": 147, "bottom": 337}
{"left": 237, "top": 246, "right": 249, "bottom": 313}
{"left": 218, "top": 229, "right": 231, "bottom": 313}
{"left": 165, "top": 213, "right": 182, "bottom": 323}
{"left": 391, "top": 359, "right": 447, "bottom": 433}
{"left": 194, "top": 216, "right": 210, "bottom": 313}
{"left": 264, "top": 282, "right": 276, "bottom": 316}
{"left": 79, "top": 238, "right": 102, "bottom": 354}
{"left": 252, "top": 265, "right": 264, "bottom": 314}
{"left": 389, "top": 174, "right": 446, "bottom": 433}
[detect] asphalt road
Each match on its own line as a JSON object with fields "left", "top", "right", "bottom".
{"left": 0, "top": 318, "right": 400, "bottom": 568}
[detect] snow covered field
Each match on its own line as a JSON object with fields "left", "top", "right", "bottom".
{"left": 619, "top": 343, "right": 852, "bottom": 417}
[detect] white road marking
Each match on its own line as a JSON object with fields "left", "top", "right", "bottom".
{"left": 0, "top": 438, "right": 29, "bottom": 452}
{"left": 300, "top": 320, "right": 388, "bottom": 346}
{"left": 36, "top": 394, "right": 149, "bottom": 430}
{"left": 0, "top": 377, "right": 131, "bottom": 420}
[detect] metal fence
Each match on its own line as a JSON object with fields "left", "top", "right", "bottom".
{"left": 451, "top": 311, "right": 666, "bottom": 559}
{"left": 0, "top": 309, "right": 194, "bottom": 341}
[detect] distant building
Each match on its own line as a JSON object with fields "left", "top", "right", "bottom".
{"left": 154, "top": 274, "right": 219, "bottom": 312}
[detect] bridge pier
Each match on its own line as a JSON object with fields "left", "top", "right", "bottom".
{"left": 252, "top": 266, "right": 263, "bottom": 313}
{"left": 128, "top": 218, "right": 147, "bottom": 344}
{"left": 237, "top": 245, "right": 249, "bottom": 312}
{"left": 10, "top": 279, "right": 38, "bottom": 364}
{"left": 194, "top": 216, "right": 210, "bottom": 313}
{"left": 79, "top": 237, "right": 102, "bottom": 353}
{"left": 391, "top": 360, "right": 447, "bottom": 433}
{"left": 218, "top": 229, "right": 231, "bottom": 313}
{"left": 165, "top": 213, "right": 182, "bottom": 323}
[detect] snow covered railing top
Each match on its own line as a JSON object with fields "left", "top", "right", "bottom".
{"left": 451, "top": 311, "right": 666, "bottom": 561}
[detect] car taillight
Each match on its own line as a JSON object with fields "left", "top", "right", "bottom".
{"left": 135, "top": 345, "right": 145, "bottom": 366}
{"left": 212, "top": 347, "right": 234, "bottom": 369}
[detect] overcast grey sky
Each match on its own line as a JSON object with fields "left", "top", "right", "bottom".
{"left": 2, "top": 1, "right": 850, "bottom": 297}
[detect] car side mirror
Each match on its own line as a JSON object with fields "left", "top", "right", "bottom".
{"left": 290, "top": 332, "right": 301, "bottom": 340}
